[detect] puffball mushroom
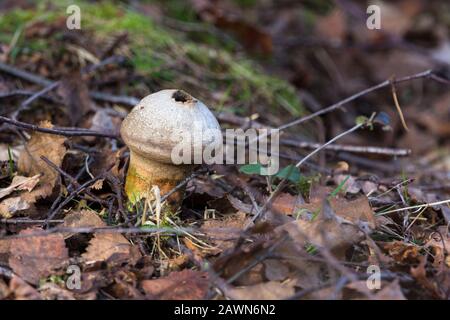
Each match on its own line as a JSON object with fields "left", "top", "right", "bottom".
{"left": 120, "top": 89, "right": 222, "bottom": 208}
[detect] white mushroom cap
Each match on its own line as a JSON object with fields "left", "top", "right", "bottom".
{"left": 121, "top": 89, "right": 221, "bottom": 164}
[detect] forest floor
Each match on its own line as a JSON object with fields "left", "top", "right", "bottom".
{"left": 0, "top": 0, "right": 449, "bottom": 300}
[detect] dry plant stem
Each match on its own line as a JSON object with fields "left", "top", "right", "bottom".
{"left": 390, "top": 79, "right": 409, "bottom": 131}
{"left": 44, "top": 172, "right": 108, "bottom": 227}
{"left": 377, "top": 199, "right": 450, "bottom": 215}
{"left": 41, "top": 156, "right": 108, "bottom": 205}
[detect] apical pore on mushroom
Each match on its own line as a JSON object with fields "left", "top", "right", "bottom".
{"left": 120, "top": 89, "right": 222, "bottom": 209}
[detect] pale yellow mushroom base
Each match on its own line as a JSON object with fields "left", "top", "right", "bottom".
{"left": 125, "top": 152, "right": 192, "bottom": 209}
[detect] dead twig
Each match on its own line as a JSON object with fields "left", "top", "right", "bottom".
{"left": 0, "top": 225, "right": 196, "bottom": 241}
{"left": 0, "top": 218, "right": 63, "bottom": 225}
{"left": 0, "top": 60, "right": 138, "bottom": 106}
{"left": 0, "top": 115, "right": 118, "bottom": 138}
{"left": 282, "top": 139, "right": 410, "bottom": 156}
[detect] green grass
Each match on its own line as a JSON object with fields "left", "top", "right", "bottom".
{"left": 0, "top": 0, "right": 305, "bottom": 116}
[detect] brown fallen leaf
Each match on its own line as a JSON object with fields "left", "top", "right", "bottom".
{"left": 226, "top": 281, "right": 295, "bottom": 300}
{"left": 272, "top": 186, "right": 376, "bottom": 229}
{"left": 345, "top": 279, "right": 406, "bottom": 300}
{"left": 381, "top": 241, "right": 420, "bottom": 263}
{"left": 201, "top": 211, "right": 248, "bottom": 253}
{"left": 0, "top": 237, "right": 10, "bottom": 265}
{"left": 315, "top": 8, "right": 346, "bottom": 44}
{"left": 141, "top": 269, "right": 209, "bottom": 300}
{"left": 58, "top": 73, "right": 93, "bottom": 127}
{"left": 62, "top": 209, "right": 105, "bottom": 238}
{"left": 278, "top": 198, "right": 365, "bottom": 259}
{"left": 263, "top": 259, "right": 290, "bottom": 282}
{"left": 0, "top": 278, "right": 10, "bottom": 299}
{"left": 410, "top": 256, "right": 445, "bottom": 299}
{"left": 83, "top": 233, "right": 140, "bottom": 266}
{"left": 66, "top": 210, "right": 141, "bottom": 266}
{"left": 9, "top": 227, "right": 69, "bottom": 285}
{"left": 271, "top": 193, "right": 305, "bottom": 216}
{"left": 18, "top": 121, "right": 67, "bottom": 202}
{"left": 374, "top": 280, "right": 407, "bottom": 300}
{"left": 108, "top": 270, "right": 144, "bottom": 299}
{"left": 39, "top": 283, "right": 76, "bottom": 300}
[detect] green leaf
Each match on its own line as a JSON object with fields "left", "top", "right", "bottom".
{"left": 239, "top": 164, "right": 301, "bottom": 183}
{"left": 239, "top": 163, "right": 264, "bottom": 175}
{"left": 276, "top": 165, "right": 301, "bottom": 183}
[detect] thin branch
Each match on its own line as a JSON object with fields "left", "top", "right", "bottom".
{"left": 0, "top": 226, "right": 196, "bottom": 241}
{"left": 0, "top": 61, "right": 138, "bottom": 106}
{"left": 0, "top": 115, "right": 118, "bottom": 138}
{"left": 390, "top": 79, "right": 409, "bottom": 131}
{"left": 282, "top": 139, "right": 410, "bottom": 156}
{"left": 377, "top": 199, "right": 450, "bottom": 216}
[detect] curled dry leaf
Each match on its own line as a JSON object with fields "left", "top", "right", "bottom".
{"left": 0, "top": 174, "right": 40, "bottom": 200}
{"left": 381, "top": 241, "right": 421, "bottom": 263}
{"left": 0, "top": 196, "right": 30, "bottom": 218}
{"left": 226, "top": 281, "right": 295, "bottom": 300}
{"left": 18, "top": 121, "right": 67, "bottom": 202}
{"left": 83, "top": 234, "right": 141, "bottom": 267}
{"left": 141, "top": 269, "right": 209, "bottom": 300}
{"left": 9, "top": 227, "right": 69, "bottom": 285}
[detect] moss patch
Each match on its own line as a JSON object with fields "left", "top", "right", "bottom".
{"left": 0, "top": 0, "right": 304, "bottom": 116}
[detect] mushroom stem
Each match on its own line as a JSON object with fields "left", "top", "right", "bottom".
{"left": 125, "top": 151, "right": 192, "bottom": 207}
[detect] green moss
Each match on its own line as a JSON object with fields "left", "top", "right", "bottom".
{"left": 0, "top": 0, "right": 305, "bottom": 116}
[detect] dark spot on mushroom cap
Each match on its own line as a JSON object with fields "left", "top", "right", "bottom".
{"left": 172, "top": 90, "right": 194, "bottom": 103}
